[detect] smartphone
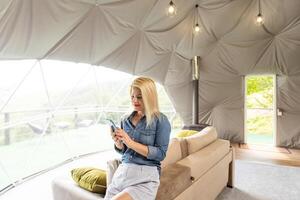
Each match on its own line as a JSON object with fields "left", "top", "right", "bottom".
{"left": 106, "top": 119, "right": 118, "bottom": 133}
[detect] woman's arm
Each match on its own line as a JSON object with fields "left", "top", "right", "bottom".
{"left": 115, "top": 128, "right": 149, "bottom": 157}
{"left": 129, "top": 140, "right": 149, "bottom": 157}
{"left": 146, "top": 115, "right": 171, "bottom": 161}
{"left": 115, "top": 114, "right": 171, "bottom": 160}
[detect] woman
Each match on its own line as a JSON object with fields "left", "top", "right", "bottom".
{"left": 104, "top": 77, "right": 171, "bottom": 200}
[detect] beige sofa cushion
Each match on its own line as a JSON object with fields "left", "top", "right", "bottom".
{"left": 178, "top": 139, "right": 230, "bottom": 181}
{"left": 161, "top": 138, "right": 182, "bottom": 168}
{"left": 156, "top": 163, "right": 192, "bottom": 200}
{"left": 185, "top": 126, "right": 218, "bottom": 154}
{"left": 178, "top": 137, "right": 189, "bottom": 158}
{"left": 106, "top": 159, "right": 121, "bottom": 186}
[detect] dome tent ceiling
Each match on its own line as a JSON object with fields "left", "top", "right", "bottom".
{"left": 1, "top": 0, "right": 300, "bottom": 147}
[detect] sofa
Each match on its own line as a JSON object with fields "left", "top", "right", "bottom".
{"left": 52, "top": 126, "right": 234, "bottom": 200}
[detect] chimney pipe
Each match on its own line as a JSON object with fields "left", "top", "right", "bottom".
{"left": 183, "top": 56, "right": 208, "bottom": 132}
{"left": 192, "top": 56, "right": 200, "bottom": 124}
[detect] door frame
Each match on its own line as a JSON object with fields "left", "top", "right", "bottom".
{"left": 244, "top": 74, "right": 277, "bottom": 145}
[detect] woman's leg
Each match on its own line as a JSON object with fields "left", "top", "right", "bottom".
{"left": 112, "top": 191, "right": 133, "bottom": 200}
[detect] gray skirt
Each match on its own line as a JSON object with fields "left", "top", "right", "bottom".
{"left": 104, "top": 163, "right": 160, "bottom": 200}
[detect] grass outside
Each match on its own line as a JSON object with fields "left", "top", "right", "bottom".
{"left": 246, "top": 110, "right": 274, "bottom": 145}
{"left": 0, "top": 124, "right": 113, "bottom": 189}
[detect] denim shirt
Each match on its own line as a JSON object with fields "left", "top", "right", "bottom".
{"left": 114, "top": 111, "right": 171, "bottom": 171}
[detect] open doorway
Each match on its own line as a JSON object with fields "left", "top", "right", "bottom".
{"left": 245, "top": 75, "right": 276, "bottom": 145}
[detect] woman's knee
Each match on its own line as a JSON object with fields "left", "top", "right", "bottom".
{"left": 112, "top": 192, "right": 133, "bottom": 200}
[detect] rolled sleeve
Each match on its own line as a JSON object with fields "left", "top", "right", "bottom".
{"left": 147, "top": 145, "right": 168, "bottom": 161}
{"left": 147, "top": 115, "right": 171, "bottom": 161}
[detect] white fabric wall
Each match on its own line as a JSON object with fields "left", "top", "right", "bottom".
{"left": 0, "top": 0, "right": 300, "bottom": 147}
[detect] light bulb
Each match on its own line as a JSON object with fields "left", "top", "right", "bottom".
{"left": 194, "top": 23, "right": 201, "bottom": 35}
{"left": 255, "top": 13, "right": 264, "bottom": 25}
{"left": 168, "top": 5, "right": 175, "bottom": 14}
{"left": 194, "top": 24, "right": 200, "bottom": 32}
{"left": 167, "top": 1, "right": 177, "bottom": 17}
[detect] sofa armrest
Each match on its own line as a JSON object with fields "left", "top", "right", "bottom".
{"left": 156, "top": 163, "right": 192, "bottom": 200}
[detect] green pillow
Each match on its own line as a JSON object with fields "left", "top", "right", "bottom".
{"left": 71, "top": 167, "right": 107, "bottom": 194}
{"left": 176, "top": 130, "right": 198, "bottom": 138}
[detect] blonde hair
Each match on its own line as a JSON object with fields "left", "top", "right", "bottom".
{"left": 130, "top": 77, "right": 160, "bottom": 126}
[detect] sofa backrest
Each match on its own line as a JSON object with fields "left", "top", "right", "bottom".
{"left": 162, "top": 126, "right": 218, "bottom": 168}
{"left": 178, "top": 137, "right": 189, "bottom": 158}
{"left": 184, "top": 126, "right": 218, "bottom": 155}
{"left": 161, "top": 138, "right": 182, "bottom": 168}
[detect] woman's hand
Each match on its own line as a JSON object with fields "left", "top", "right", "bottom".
{"left": 115, "top": 128, "right": 149, "bottom": 157}
{"left": 111, "top": 128, "right": 123, "bottom": 149}
{"left": 115, "top": 128, "right": 135, "bottom": 149}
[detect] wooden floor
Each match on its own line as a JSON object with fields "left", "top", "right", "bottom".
{"left": 231, "top": 143, "right": 300, "bottom": 167}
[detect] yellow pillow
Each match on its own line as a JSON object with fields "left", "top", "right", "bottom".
{"left": 176, "top": 130, "right": 198, "bottom": 138}
{"left": 71, "top": 167, "right": 107, "bottom": 194}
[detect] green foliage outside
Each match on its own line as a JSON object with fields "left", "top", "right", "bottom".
{"left": 246, "top": 76, "right": 273, "bottom": 109}
{"left": 246, "top": 115, "right": 273, "bottom": 135}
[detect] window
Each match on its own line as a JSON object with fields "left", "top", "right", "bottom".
{"left": 0, "top": 60, "right": 182, "bottom": 191}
